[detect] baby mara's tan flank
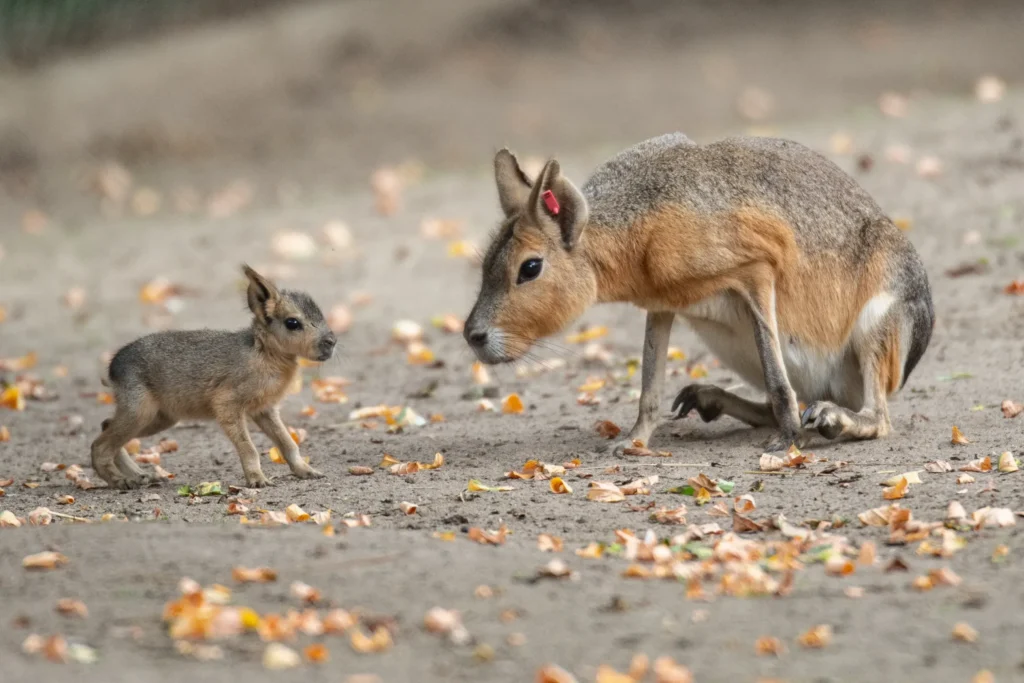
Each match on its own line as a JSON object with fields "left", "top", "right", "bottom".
{"left": 465, "top": 134, "right": 934, "bottom": 455}
{"left": 91, "top": 265, "right": 337, "bottom": 489}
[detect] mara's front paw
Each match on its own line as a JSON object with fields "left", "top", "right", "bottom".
{"left": 292, "top": 466, "right": 325, "bottom": 480}
{"left": 802, "top": 401, "right": 844, "bottom": 440}
{"left": 245, "top": 472, "right": 273, "bottom": 488}
{"left": 671, "top": 384, "right": 724, "bottom": 422}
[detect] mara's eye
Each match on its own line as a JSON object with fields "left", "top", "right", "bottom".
{"left": 284, "top": 318, "right": 302, "bottom": 331}
{"left": 517, "top": 258, "right": 543, "bottom": 284}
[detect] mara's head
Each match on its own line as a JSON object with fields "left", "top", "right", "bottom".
{"left": 464, "top": 149, "right": 596, "bottom": 364}
{"left": 242, "top": 265, "right": 337, "bottom": 362}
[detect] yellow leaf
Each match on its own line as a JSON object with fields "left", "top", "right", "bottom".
{"left": 285, "top": 504, "right": 310, "bottom": 522}
{"left": 268, "top": 447, "right": 285, "bottom": 464}
{"left": 350, "top": 626, "right": 393, "bottom": 653}
{"left": 882, "top": 476, "right": 909, "bottom": 500}
{"left": 565, "top": 325, "right": 608, "bottom": 344}
{"left": 797, "top": 624, "right": 832, "bottom": 649}
{"left": 1, "top": 386, "right": 25, "bottom": 411}
{"left": 23, "top": 551, "right": 68, "bottom": 570}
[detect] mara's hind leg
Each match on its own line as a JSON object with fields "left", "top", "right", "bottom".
{"left": 672, "top": 384, "right": 777, "bottom": 428}
{"left": 91, "top": 396, "right": 158, "bottom": 489}
{"left": 113, "top": 412, "right": 177, "bottom": 484}
{"left": 802, "top": 314, "right": 902, "bottom": 441}
{"left": 251, "top": 408, "right": 323, "bottom": 480}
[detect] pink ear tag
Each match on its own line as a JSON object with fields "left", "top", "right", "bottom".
{"left": 541, "top": 189, "right": 560, "bottom": 216}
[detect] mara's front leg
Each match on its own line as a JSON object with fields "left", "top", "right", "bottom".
{"left": 612, "top": 311, "right": 674, "bottom": 455}
{"left": 745, "top": 288, "right": 802, "bottom": 453}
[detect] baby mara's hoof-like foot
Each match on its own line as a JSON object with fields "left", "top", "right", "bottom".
{"left": 671, "top": 384, "right": 724, "bottom": 422}
{"left": 802, "top": 401, "right": 844, "bottom": 440}
{"left": 245, "top": 472, "right": 274, "bottom": 488}
{"left": 292, "top": 466, "right": 325, "bottom": 480}
{"left": 611, "top": 437, "right": 651, "bottom": 456}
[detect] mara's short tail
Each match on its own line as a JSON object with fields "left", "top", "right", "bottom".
{"left": 900, "top": 287, "right": 934, "bottom": 389}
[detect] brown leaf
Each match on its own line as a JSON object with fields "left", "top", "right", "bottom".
{"left": 924, "top": 460, "right": 953, "bottom": 473}
{"left": 536, "top": 665, "right": 579, "bottom": 683}
{"left": 594, "top": 420, "right": 621, "bottom": 439}
{"left": 587, "top": 481, "right": 626, "bottom": 503}
{"left": 537, "top": 534, "right": 563, "bottom": 552}
{"left": 232, "top": 567, "right": 277, "bottom": 583}
{"left": 797, "top": 624, "right": 832, "bottom": 649}
{"left": 733, "top": 512, "right": 765, "bottom": 533}
{"left": 349, "top": 466, "right": 374, "bottom": 476}
{"left": 1001, "top": 399, "right": 1023, "bottom": 418}
{"left": 23, "top": 551, "right": 68, "bottom": 570}
{"left": 468, "top": 525, "right": 508, "bottom": 545}
{"left": 882, "top": 476, "right": 909, "bottom": 500}
{"left": 755, "top": 636, "right": 785, "bottom": 657}
{"left": 55, "top": 598, "right": 88, "bottom": 618}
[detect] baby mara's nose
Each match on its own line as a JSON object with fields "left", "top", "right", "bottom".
{"left": 317, "top": 334, "right": 337, "bottom": 359}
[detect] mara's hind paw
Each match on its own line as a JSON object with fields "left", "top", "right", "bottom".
{"left": 801, "top": 401, "right": 844, "bottom": 440}
{"left": 671, "top": 384, "right": 724, "bottom": 422}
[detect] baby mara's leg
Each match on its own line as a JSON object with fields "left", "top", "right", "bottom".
{"left": 251, "top": 407, "right": 324, "bottom": 480}
{"left": 612, "top": 311, "right": 674, "bottom": 455}
{"left": 113, "top": 412, "right": 177, "bottom": 485}
{"left": 214, "top": 404, "right": 272, "bottom": 488}
{"left": 672, "top": 384, "right": 777, "bottom": 428}
{"left": 91, "top": 394, "right": 160, "bottom": 489}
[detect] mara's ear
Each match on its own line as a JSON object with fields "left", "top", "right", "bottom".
{"left": 526, "top": 159, "right": 590, "bottom": 249}
{"left": 242, "top": 264, "right": 281, "bottom": 319}
{"left": 494, "top": 148, "right": 533, "bottom": 217}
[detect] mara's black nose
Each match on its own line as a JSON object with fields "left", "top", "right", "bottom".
{"left": 465, "top": 327, "right": 488, "bottom": 347}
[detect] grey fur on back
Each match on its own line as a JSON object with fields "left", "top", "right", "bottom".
{"left": 581, "top": 133, "right": 934, "bottom": 384}
{"left": 108, "top": 328, "right": 258, "bottom": 398}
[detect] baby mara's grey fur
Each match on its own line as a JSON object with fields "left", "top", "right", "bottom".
{"left": 91, "top": 265, "right": 336, "bottom": 489}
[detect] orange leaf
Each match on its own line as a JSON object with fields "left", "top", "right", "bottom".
{"left": 951, "top": 426, "right": 969, "bottom": 445}
{"left": 883, "top": 476, "right": 909, "bottom": 500}
{"left": 797, "top": 624, "right": 833, "bottom": 648}
{"left": 594, "top": 420, "right": 621, "bottom": 439}
{"left": 232, "top": 567, "right": 277, "bottom": 583}
{"left": 304, "top": 643, "right": 329, "bottom": 663}
{"left": 549, "top": 477, "right": 572, "bottom": 494}
{"left": 502, "top": 393, "right": 524, "bottom": 414}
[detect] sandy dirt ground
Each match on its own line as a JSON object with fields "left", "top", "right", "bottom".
{"left": 2, "top": 2, "right": 1024, "bottom": 682}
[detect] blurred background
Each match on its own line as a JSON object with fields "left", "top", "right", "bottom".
{"left": 0, "top": 0, "right": 1021, "bottom": 224}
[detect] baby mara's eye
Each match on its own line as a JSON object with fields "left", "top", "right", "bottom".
{"left": 284, "top": 318, "right": 303, "bottom": 331}
{"left": 517, "top": 258, "right": 543, "bottom": 284}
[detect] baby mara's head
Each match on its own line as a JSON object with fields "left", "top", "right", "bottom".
{"left": 464, "top": 150, "right": 596, "bottom": 364}
{"left": 243, "top": 265, "right": 336, "bottom": 362}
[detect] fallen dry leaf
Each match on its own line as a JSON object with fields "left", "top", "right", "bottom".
{"left": 594, "top": 420, "right": 622, "bottom": 440}
{"left": 549, "top": 477, "right": 572, "bottom": 494}
{"left": 1004, "top": 280, "right": 1024, "bottom": 295}
{"left": 925, "top": 460, "right": 953, "bottom": 473}
{"left": 1001, "top": 399, "right": 1023, "bottom": 418}
{"left": 947, "top": 501, "right": 967, "bottom": 521}
{"left": 23, "top": 551, "right": 68, "bottom": 570}
{"left": 587, "top": 481, "right": 626, "bottom": 503}
{"left": 797, "top": 624, "right": 832, "bottom": 649}
{"left": 971, "top": 507, "right": 1016, "bottom": 529}
{"left": 55, "top": 598, "right": 88, "bottom": 618}
{"left": 468, "top": 525, "right": 508, "bottom": 546}
{"left": 286, "top": 504, "right": 310, "bottom": 523}
{"left": 537, "top": 665, "right": 580, "bottom": 683}
{"left": 957, "top": 473, "right": 975, "bottom": 484}
{"left": 952, "top": 622, "right": 978, "bottom": 643}
{"left": 303, "top": 643, "right": 329, "bottom": 663}
{"left": 349, "top": 466, "right": 374, "bottom": 476}
{"left": 755, "top": 636, "right": 785, "bottom": 656}
{"left": 883, "top": 476, "right": 910, "bottom": 500}
{"left": 998, "top": 451, "right": 1018, "bottom": 473}
{"left": 399, "top": 501, "right": 418, "bottom": 515}
{"left": 652, "top": 657, "right": 693, "bottom": 683}
{"left": 350, "top": 626, "right": 393, "bottom": 653}
{"left": 882, "top": 471, "right": 922, "bottom": 486}
{"left": 951, "top": 426, "right": 970, "bottom": 445}
{"left": 734, "top": 494, "right": 756, "bottom": 514}
{"left": 467, "top": 479, "right": 514, "bottom": 493}
{"left": 959, "top": 456, "right": 991, "bottom": 473}
{"left": 502, "top": 393, "right": 525, "bottom": 414}
{"left": 232, "top": 567, "right": 277, "bottom": 583}
{"left": 537, "top": 534, "right": 563, "bottom": 552}
{"left": 759, "top": 453, "right": 783, "bottom": 472}
{"left": 263, "top": 642, "right": 301, "bottom": 670}
{"left": 566, "top": 325, "right": 608, "bottom": 344}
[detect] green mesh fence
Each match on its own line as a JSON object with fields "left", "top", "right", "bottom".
{"left": 0, "top": 0, "right": 298, "bottom": 66}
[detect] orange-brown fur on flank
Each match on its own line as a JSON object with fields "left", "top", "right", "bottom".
{"left": 90, "top": 265, "right": 336, "bottom": 490}
{"left": 585, "top": 204, "right": 890, "bottom": 357}
{"left": 465, "top": 135, "right": 934, "bottom": 455}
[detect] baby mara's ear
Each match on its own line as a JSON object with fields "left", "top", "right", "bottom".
{"left": 527, "top": 159, "right": 589, "bottom": 250}
{"left": 494, "top": 148, "right": 533, "bottom": 218}
{"left": 242, "top": 264, "right": 282, "bottom": 320}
